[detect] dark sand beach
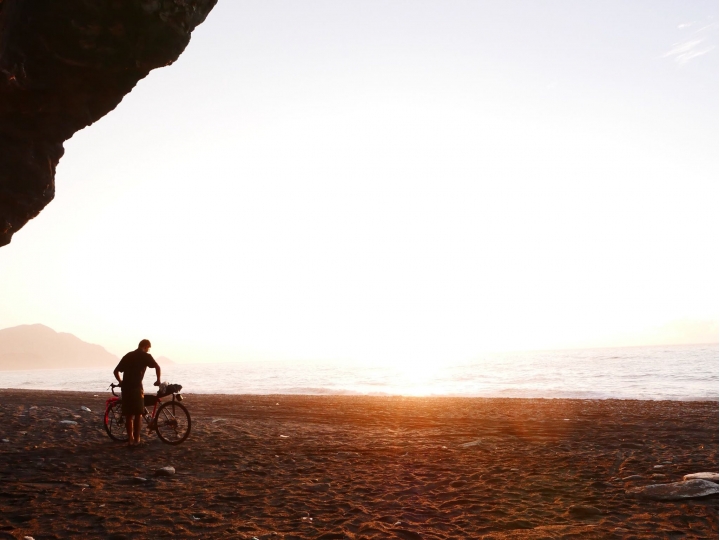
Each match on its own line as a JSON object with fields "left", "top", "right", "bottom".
{"left": 0, "top": 391, "right": 717, "bottom": 539}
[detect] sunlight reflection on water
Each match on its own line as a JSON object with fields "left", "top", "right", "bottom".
{"left": 0, "top": 344, "right": 716, "bottom": 400}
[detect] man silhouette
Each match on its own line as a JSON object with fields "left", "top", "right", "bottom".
{"left": 113, "top": 339, "right": 161, "bottom": 446}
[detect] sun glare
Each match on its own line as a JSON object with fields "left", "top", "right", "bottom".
{"left": 0, "top": 0, "right": 716, "bottom": 367}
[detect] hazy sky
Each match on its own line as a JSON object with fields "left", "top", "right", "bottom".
{"left": 0, "top": 1, "right": 717, "bottom": 364}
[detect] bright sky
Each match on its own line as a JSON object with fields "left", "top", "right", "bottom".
{"left": 0, "top": 1, "right": 717, "bottom": 364}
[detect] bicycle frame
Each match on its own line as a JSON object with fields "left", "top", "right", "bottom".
{"left": 104, "top": 389, "right": 165, "bottom": 426}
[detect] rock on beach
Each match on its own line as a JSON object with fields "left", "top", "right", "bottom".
{"left": 568, "top": 505, "right": 602, "bottom": 518}
{"left": 155, "top": 466, "right": 176, "bottom": 477}
{"left": 628, "top": 479, "right": 719, "bottom": 501}
{"left": 683, "top": 472, "right": 719, "bottom": 483}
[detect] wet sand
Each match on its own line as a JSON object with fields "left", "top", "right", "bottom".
{"left": 0, "top": 391, "right": 717, "bottom": 539}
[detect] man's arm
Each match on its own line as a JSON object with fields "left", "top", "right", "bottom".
{"left": 154, "top": 364, "right": 161, "bottom": 386}
{"left": 113, "top": 357, "right": 125, "bottom": 384}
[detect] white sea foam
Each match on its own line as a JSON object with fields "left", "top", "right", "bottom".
{"left": 0, "top": 344, "right": 716, "bottom": 400}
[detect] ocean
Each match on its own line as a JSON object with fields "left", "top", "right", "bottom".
{"left": 0, "top": 343, "right": 717, "bottom": 400}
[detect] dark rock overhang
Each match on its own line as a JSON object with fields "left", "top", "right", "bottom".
{"left": 0, "top": 0, "right": 217, "bottom": 247}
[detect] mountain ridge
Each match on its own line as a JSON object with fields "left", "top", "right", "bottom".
{"left": 0, "top": 324, "right": 119, "bottom": 370}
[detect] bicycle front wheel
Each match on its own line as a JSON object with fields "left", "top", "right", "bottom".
{"left": 104, "top": 401, "right": 129, "bottom": 442}
{"left": 155, "top": 401, "right": 191, "bottom": 445}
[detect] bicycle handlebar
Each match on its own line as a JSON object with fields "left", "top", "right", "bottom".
{"left": 109, "top": 382, "right": 182, "bottom": 398}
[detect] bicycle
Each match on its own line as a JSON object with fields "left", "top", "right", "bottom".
{"left": 104, "top": 382, "right": 191, "bottom": 445}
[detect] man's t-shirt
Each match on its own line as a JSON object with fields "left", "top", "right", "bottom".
{"left": 115, "top": 350, "right": 158, "bottom": 392}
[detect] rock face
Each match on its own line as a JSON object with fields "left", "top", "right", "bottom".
{"left": 0, "top": 0, "right": 217, "bottom": 247}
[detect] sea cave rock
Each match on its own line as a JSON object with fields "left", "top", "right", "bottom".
{"left": 0, "top": 0, "right": 217, "bottom": 247}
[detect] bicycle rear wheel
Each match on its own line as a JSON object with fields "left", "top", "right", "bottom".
{"left": 104, "top": 401, "right": 128, "bottom": 442}
{"left": 155, "top": 401, "right": 191, "bottom": 445}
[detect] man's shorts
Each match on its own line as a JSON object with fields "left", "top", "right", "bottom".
{"left": 121, "top": 388, "right": 144, "bottom": 415}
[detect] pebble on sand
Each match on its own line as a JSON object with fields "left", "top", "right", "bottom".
{"left": 155, "top": 466, "right": 176, "bottom": 476}
{"left": 59, "top": 420, "right": 78, "bottom": 425}
{"left": 620, "top": 442, "right": 645, "bottom": 449}
{"left": 628, "top": 479, "right": 719, "bottom": 500}
{"left": 460, "top": 440, "right": 483, "bottom": 448}
{"left": 568, "top": 505, "right": 602, "bottom": 518}
{"left": 683, "top": 472, "right": 719, "bottom": 483}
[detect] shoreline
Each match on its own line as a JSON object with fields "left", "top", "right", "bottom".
{"left": 0, "top": 387, "right": 720, "bottom": 403}
{"left": 1, "top": 390, "right": 717, "bottom": 538}
{"left": 0, "top": 387, "right": 718, "bottom": 402}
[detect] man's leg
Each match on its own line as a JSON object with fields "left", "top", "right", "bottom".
{"left": 125, "top": 415, "right": 135, "bottom": 446}
{"left": 133, "top": 414, "right": 142, "bottom": 444}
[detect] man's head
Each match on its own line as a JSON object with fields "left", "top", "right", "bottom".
{"left": 138, "top": 339, "right": 151, "bottom": 352}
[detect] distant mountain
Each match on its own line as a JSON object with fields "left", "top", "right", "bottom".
{"left": 156, "top": 356, "right": 175, "bottom": 366}
{"left": 0, "top": 324, "right": 119, "bottom": 370}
